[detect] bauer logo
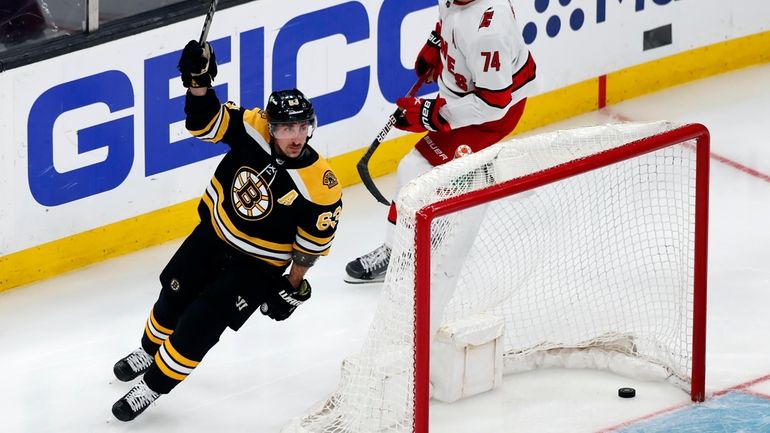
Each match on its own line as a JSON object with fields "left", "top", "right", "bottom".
{"left": 521, "top": 0, "right": 676, "bottom": 44}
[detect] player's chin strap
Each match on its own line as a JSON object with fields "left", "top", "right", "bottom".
{"left": 357, "top": 76, "right": 426, "bottom": 205}
{"left": 270, "top": 140, "right": 312, "bottom": 165}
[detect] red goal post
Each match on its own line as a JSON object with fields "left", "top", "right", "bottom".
{"left": 413, "top": 122, "right": 709, "bottom": 432}
{"left": 283, "top": 122, "right": 709, "bottom": 433}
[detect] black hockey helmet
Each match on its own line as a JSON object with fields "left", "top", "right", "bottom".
{"left": 265, "top": 89, "right": 314, "bottom": 121}
{"left": 266, "top": 89, "right": 316, "bottom": 141}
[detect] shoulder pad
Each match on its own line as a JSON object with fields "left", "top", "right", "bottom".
{"left": 289, "top": 157, "right": 342, "bottom": 206}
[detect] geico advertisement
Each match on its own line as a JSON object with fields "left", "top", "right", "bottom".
{"left": 2, "top": 0, "right": 769, "bottom": 255}
{"left": 1, "top": 0, "right": 438, "bottom": 254}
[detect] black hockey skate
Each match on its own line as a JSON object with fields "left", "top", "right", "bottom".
{"left": 112, "top": 379, "right": 160, "bottom": 422}
{"left": 113, "top": 347, "right": 153, "bottom": 382}
{"left": 344, "top": 244, "right": 391, "bottom": 284}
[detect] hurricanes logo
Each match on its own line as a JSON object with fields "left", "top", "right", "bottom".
{"left": 479, "top": 8, "right": 494, "bottom": 29}
{"left": 323, "top": 170, "right": 339, "bottom": 189}
{"left": 232, "top": 167, "right": 273, "bottom": 220}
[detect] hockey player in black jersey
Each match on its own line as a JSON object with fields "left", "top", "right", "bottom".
{"left": 111, "top": 40, "right": 342, "bottom": 422}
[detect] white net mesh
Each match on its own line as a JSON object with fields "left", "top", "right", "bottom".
{"left": 285, "top": 122, "right": 701, "bottom": 433}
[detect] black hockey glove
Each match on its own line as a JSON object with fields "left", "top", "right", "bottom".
{"left": 178, "top": 40, "right": 218, "bottom": 88}
{"left": 260, "top": 276, "right": 312, "bottom": 321}
{"left": 394, "top": 96, "right": 450, "bottom": 133}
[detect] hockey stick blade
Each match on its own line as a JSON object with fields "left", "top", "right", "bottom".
{"left": 357, "top": 114, "right": 400, "bottom": 205}
{"left": 198, "top": 0, "right": 219, "bottom": 46}
{"left": 357, "top": 76, "right": 426, "bottom": 205}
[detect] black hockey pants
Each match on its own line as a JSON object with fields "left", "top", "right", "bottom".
{"left": 139, "top": 223, "right": 283, "bottom": 394}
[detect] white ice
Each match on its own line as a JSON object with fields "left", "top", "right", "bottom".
{"left": 2, "top": 63, "right": 770, "bottom": 433}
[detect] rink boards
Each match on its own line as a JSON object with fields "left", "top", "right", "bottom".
{"left": 1, "top": 0, "right": 769, "bottom": 289}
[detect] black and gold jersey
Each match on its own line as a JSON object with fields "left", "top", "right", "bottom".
{"left": 184, "top": 89, "right": 342, "bottom": 268}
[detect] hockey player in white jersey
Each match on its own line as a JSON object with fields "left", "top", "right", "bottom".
{"left": 345, "top": 0, "right": 536, "bottom": 283}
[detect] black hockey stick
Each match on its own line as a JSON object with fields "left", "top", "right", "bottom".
{"left": 357, "top": 76, "right": 426, "bottom": 205}
{"left": 198, "top": 0, "right": 219, "bottom": 45}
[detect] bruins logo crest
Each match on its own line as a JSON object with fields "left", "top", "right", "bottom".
{"left": 323, "top": 170, "right": 339, "bottom": 189}
{"left": 232, "top": 167, "right": 272, "bottom": 220}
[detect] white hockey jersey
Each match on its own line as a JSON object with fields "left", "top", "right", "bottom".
{"left": 436, "top": 0, "right": 537, "bottom": 129}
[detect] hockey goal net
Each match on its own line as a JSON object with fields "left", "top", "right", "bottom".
{"left": 285, "top": 121, "right": 709, "bottom": 433}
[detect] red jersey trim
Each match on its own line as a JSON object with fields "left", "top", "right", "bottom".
{"left": 511, "top": 52, "right": 537, "bottom": 92}
{"left": 474, "top": 84, "right": 513, "bottom": 109}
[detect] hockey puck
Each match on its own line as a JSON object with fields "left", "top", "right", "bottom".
{"left": 618, "top": 387, "right": 636, "bottom": 398}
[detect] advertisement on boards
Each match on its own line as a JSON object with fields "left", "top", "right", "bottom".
{"left": 1, "top": 0, "right": 769, "bottom": 256}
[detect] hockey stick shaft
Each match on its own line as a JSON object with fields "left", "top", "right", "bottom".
{"left": 198, "top": 0, "right": 219, "bottom": 45}
{"left": 357, "top": 76, "right": 426, "bottom": 205}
